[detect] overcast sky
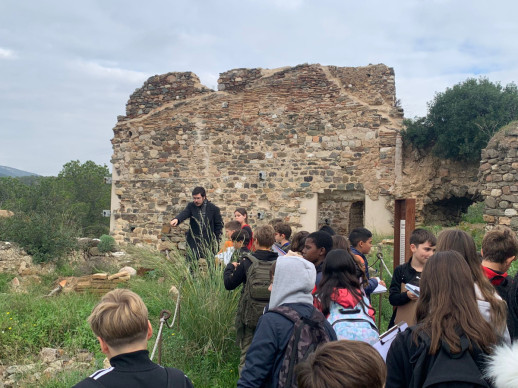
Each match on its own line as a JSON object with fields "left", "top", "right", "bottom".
{"left": 1, "top": 0, "right": 517, "bottom": 176}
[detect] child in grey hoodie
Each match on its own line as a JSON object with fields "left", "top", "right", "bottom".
{"left": 238, "top": 256, "right": 336, "bottom": 388}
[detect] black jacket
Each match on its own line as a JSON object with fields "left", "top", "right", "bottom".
{"left": 224, "top": 250, "right": 278, "bottom": 290}
{"left": 72, "top": 350, "right": 193, "bottom": 388}
{"left": 388, "top": 258, "right": 421, "bottom": 328}
{"left": 506, "top": 274, "right": 518, "bottom": 340}
{"left": 386, "top": 327, "right": 491, "bottom": 388}
{"left": 237, "top": 303, "right": 337, "bottom": 388}
{"left": 174, "top": 200, "right": 223, "bottom": 244}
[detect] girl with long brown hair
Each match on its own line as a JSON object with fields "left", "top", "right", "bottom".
{"left": 234, "top": 207, "right": 253, "bottom": 251}
{"left": 436, "top": 229, "right": 509, "bottom": 343}
{"left": 386, "top": 251, "right": 497, "bottom": 387}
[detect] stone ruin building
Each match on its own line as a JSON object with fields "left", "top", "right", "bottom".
{"left": 480, "top": 121, "right": 518, "bottom": 230}
{"left": 108, "top": 63, "right": 483, "bottom": 248}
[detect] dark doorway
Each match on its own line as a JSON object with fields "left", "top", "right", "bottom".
{"left": 348, "top": 201, "right": 365, "bottom": 232}
{"left": 318, "top": 190, "right": 364, "bottom": 236}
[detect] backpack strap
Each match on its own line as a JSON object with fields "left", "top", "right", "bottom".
{"left": 269, "top": 306, "right": 302, "bottom": 387}
{"left": 241, "top": 252, "right": 258, "bottom": 266}
{"left": 269, "top": 305, "right": 300, "bottom": 322}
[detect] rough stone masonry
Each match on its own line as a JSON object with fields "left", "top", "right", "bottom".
{"left": 480, "top": 121, "right": 518, "bottom": 230}
{"left": 109, "top": 63, "right": 405, "bottom": 248}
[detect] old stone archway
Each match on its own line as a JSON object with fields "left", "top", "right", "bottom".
{"left": 318, "top": 189, "right": 364, "bottom": 236}
{"left": 422, "top": 196, "right": 482, "bottom": 225}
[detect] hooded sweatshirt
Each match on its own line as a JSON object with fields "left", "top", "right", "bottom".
{"left": 474, "top": 283, "right": 511, "bottom": 345}
{"left": 238, "top": 256, "right": 336, "bottom": 388}
{"left": 268, "top": 256, "right": 316, "bottom": 309}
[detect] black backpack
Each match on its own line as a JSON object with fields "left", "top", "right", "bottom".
{"left": 236, "top": 253, "right": 275, "bottom": 329}
{"left": 409, "top": 330, "right": 491, "bottom": 388}
{"left": 269, "top": 305, "right": 332, "bottom": 388}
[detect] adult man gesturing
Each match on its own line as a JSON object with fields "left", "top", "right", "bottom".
{"left": 170, "top": 186, "right": 223, "bottom": 261}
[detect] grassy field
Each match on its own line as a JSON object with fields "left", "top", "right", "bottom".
{"left": 2, "top": 220, "right": 517, "bottom": 387}
{"left": 1, "top": 248, "right": 241, "bottom": 387}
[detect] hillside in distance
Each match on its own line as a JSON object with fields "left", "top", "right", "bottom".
{"left": 0, "top": 165, "right": 39, "bottom": 178}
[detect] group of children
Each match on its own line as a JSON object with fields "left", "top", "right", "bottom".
{"left": 385, "top": 226, "right": 518, "bottom": 387}
{"left": 73, "top": 217, "right": 518, "bottom": 388}
{"left": 220, "top": 219, "right": 393, "bottom": 387}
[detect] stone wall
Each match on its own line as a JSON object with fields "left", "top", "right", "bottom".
{"left": 110, "top": 64, "right": 404, "bottom": 246}
{"left": 124, "top": 72, "right": 212, "bottom": 119}
{"left": 479, "top": 121, "right": 518, "bottom": 230}
{"left": 397, "top": 147, "right": 481, "bottom": 224}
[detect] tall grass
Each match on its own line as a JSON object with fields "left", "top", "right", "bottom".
{"left": 1, "top": 245, "right": 241, "bottom": 387}
{"left": 129, "top": 245, "right": 240, "bottom": 358}
{"left": 120, "top": 245, "right": 242, "bottom": 386}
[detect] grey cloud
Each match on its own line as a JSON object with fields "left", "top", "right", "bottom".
{"left": 1, "top": 0, "right": 517, "bottom": 175}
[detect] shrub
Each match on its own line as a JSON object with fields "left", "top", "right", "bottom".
{"left": 97, "top": 234, "right": 116, "bottom": 253}
{"left": 461, "top": 202, "right": 485, "bottom": 224}
{"left": 0, "top": 211, "right": 79, "bottom": 263}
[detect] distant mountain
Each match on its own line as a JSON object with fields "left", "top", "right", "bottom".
{"left": 0, "top": 165, "right": 39, "bottom": 178}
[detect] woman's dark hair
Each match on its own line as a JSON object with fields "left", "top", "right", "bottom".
{"left": 436, "top": 229, "right": 507, "bottom": 334}
{"left": 319, "top": 225, "right": 336, "bottom": 236}
{"left": 235, "top": 207, "right": 248, "bottom": 224}
{"left": 415, "top": 250, "right": 497, "bottom": 354}
{"left": 332, "top": 235, "right": 349, "bottom": 250}
{"left": 291, "top": 231, "right": 309, "bottom": 253}
{"left": 317, "top": 249, "right": 368, "bottom": 316}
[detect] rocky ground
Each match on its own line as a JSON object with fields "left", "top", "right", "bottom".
{"left": 0, "top": 240, "right": 140, "bottom": 387}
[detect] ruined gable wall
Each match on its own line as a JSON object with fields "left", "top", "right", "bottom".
{"left": 110, "top": 64, "right": 403, "bottom": 246}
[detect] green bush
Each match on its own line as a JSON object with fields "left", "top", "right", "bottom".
{"left": 461, "top": 202, "right": 485, "bottom": 224}
{"left": 97, "top": 234, "right": 116, "bottom": 253}
{"left": 0, "top": 211, "right": 79, "bottom": 263}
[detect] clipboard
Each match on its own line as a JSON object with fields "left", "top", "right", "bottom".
{"left": 372, "top": 321, "right": 408, "bottom": 361}
{"left": 394, "top": 283, "right": 418, "bottom": 326}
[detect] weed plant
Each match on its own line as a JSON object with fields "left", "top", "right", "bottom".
{"left": 461, "top": 202, "right": 485, "bottom": 224}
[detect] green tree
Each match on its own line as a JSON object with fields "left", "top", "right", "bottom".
{"left": 0, "top": 177, "right": 80, "bottom": 262}
{"left": 57, "top": 160, "right": 111, "bottom": 237}
{"left": 402, "top": 78, "right": 518, "bottom": 162}
{"left": 0, "top": 161, "right": 111, "bottom": 262}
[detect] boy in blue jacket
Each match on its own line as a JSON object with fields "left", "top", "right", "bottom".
{"left": 349, "top": 227, "right": 386, "bottom": 297}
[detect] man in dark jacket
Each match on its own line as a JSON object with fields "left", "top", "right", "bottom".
{"left": 170, "top": 186, "right": 223, "bottom": 261}
{"left": 237, "top": 256, "right": 337, "bottom": 388}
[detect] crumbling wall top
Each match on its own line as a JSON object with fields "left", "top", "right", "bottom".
{"left": 123, "top": 72, "right": 212, "bottom": 120}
